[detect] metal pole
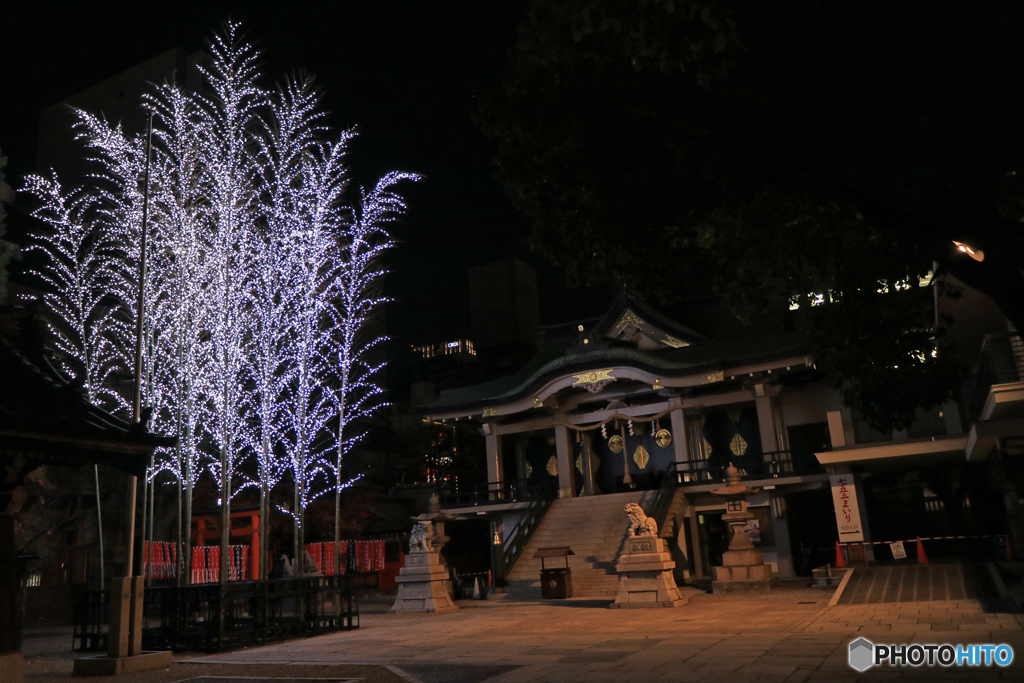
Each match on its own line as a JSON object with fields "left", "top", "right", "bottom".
{"left": 146, "top": 461, "right": 155, "bottom": 587}
{"left": 95, "top": 465, "right": 105, "bottom": 589}
{"left": 139, "top": 466, "right": 148, "bottom": 581}
{"left": 127, "top": 109, "right": 154, "bottom": 578}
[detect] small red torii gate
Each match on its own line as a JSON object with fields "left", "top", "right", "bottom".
{"left": 190, "top": 506, "right": 260, "bottom": 580}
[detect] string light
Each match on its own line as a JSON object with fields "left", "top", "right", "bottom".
{"left": 24, "top": 22, "right": 416, "bottom": 575}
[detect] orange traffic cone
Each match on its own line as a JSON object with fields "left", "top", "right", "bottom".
{"left": 835, "top": 541, "right": 847, "bottom": 568}
{"left": 916, "top": 536, "right": 928, "bottom": 564}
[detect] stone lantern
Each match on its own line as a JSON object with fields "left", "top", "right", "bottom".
{"left": 710, "top": 464, "right": 777, "bottom": 593}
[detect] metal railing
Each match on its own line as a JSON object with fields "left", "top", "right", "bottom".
{"left": 439, "top": 477, "right": 556, "bottom": 509}
{"left": 650, "top": 462, "right": 682, "bottom": 538}
{"left": 72, "top": 588, "right": 109, "bottom": 652}
{"left": 647, "top": 452, "right": 825, "bottom": 538}
{"left": 73, "top": 575, "right": 361, "bottom": 653}
{"left": 970, "top": 333, "right": 1024, "bottom": 422}
{"left": 674, "top": 450, "right": 826, "bottom": 485}
{"left": 492, "top": 481, "right": 558, "bottom": 585}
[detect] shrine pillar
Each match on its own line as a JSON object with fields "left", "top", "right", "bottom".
{"left": 668, "top": 397, "right": 689, "bottom": 465}
{"left": 484, "top": 426, "right": 505, "bottom": 498}
{"left": 554, "top": 421, "right": 575, "bottom": 497}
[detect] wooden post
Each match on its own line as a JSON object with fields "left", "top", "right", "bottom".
{"left": 755, "top": 393, "right": 779, "bottom": 455}
{"left": 554, "top": 423, "right": 575, "bottom": 498}
{"left": 128, "top": 576, "right": 144, "bottom": 656}
{"left": 107, "top": 577, "right": 132, "bottom": 659}
{"left": 581, "top": 433, "right": 596, "bottom": 496}
{"left": 669, "top": 399, "right": 690, "bottom": 465}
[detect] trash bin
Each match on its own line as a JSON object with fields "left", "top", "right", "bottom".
{"left": 535, "top": 547, "right": 574, "bottom": 599}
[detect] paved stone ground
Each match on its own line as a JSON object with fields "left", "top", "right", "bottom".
{"left": 836, "top": 563, "right": 998, "bottom": 605}
{"left": 187, "top": 589, "right": 1024, "bottom": 682}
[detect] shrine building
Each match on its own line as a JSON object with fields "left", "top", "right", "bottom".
{"left": 420, "top": 291, "right": 1024, "bottom": 596}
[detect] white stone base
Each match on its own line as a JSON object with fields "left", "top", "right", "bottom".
{"left": 390, "top": 550, "right": 458, "bottom": 614}
{"left": 611, "top": 535, "right": 687, "bottom": 609}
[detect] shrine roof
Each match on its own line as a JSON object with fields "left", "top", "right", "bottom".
{"left": 420, "top": 312, "right": 807, "bottom": 416}
{"left": 0, "top": 311, "right": 176, "bottom": 476}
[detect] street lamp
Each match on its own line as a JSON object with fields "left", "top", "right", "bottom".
{"left": 953, "top": 241, "right": 985, "bottom": 262}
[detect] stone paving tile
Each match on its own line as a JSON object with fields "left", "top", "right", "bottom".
{"left": 187, "top": 595, "right": 1024, "bottom": 682}
{"left": 651, "top": 671, "right": 713, "bottom": 682}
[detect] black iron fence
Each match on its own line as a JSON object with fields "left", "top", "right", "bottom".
{"left": 970, "top": 333, "right": 1024, "bottom": 422}
{"left": 439, "top": 477, "right": 555, "bottom": 508}
{"left": 72, "top": 589, "right": 109, "bottom": 652}
{"left": 73, "top": 574, "right": 364, "bottom": 653}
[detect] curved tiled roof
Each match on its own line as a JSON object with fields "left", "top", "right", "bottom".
{"left": 422, "top": 331, "right": 807, "bottom": 414}
{"left": 0, "top": 328, "right": 176, "bottom": 476}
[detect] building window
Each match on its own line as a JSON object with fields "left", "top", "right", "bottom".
{"left": 413, "top": 339, "right": 477, "bottom": 359}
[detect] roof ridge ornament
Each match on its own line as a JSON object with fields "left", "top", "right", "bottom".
{"left": 572, "top": 368, "right": 616, "bottom": 394}
{"left": 613, "top": 309, "right": 645, "bottom": 333}
{"left": 661, "top": 334, "right": 690, "bottom": 348}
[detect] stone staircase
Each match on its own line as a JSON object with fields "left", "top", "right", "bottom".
{"left": 504, "top": 490, "right": 656, "bottom": 599}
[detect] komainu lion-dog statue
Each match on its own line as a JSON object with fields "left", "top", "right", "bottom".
{"left": 409, "top": 520, "right": 434, "bottom": 551}
{"left": 624, "top": 502, "right": 658, "bottom": 536}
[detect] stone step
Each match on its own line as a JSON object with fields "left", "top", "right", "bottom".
{"left": 502, "top": 491, "right": 658, "bottom": 596}
{"left": 507, "top": 572, "right": 617, "bottom": 583}
{"left": 508, "top": 561, "right": 618, "bottom": 571}
{"left": 507, "top": 572, "right": 617, "bottom": 581}
{"left": 533, "top": 531, "right": 623, "bottom": 536}
{"left": 504, "top": 585, "right": 618, "bottom": 598}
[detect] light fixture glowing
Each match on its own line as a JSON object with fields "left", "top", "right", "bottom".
{"left": 953, "top": 241, "right": 985, "bottom": 262}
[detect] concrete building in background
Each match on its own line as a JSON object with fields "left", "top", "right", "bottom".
{"left": 36, "top": 47, "right": 205, "bottom": 180}
{"left": 469, "top": 257, "right": 540, "bottom": 349}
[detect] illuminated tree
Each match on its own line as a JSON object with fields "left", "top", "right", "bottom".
{"left": 330, "top": 170, "right": 417, "bottom": 572}
{"left": 244, "top": 77, "right": 323, "bottom": 578}
{"left": 24, "top": 174, "right": 124, "bottom": 409}
{"left": 25, "top": 22, "right": 417, "bottom": 586}
{"left": 198, "top": 24, "right": 266, "bottom": 585}
{"left": 144, "top": 81, "right": 212, "bottom": 583}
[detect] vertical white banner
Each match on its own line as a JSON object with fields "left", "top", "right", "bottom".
{"left": 830, "top": 474, "right": 865, "bottom": 542}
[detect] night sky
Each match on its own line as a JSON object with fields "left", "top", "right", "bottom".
{"left": 1, "top": 1, "right": 611, "bottom": 348}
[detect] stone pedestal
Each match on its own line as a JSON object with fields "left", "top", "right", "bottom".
{"left": 73, "top": 651, "right": 173, "bottom": 676}
{"left": 712, "top": 547, "right": 779, "bottom": 594}
{"left": 390, "top": 550, "right": 458, "bottom": 614}
{"left": 610, "top": 535, "right": 686, "bottom": 608}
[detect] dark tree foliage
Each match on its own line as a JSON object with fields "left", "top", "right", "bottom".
{"left": 478, "top": 0, "right": 1024, "bottom": 432}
